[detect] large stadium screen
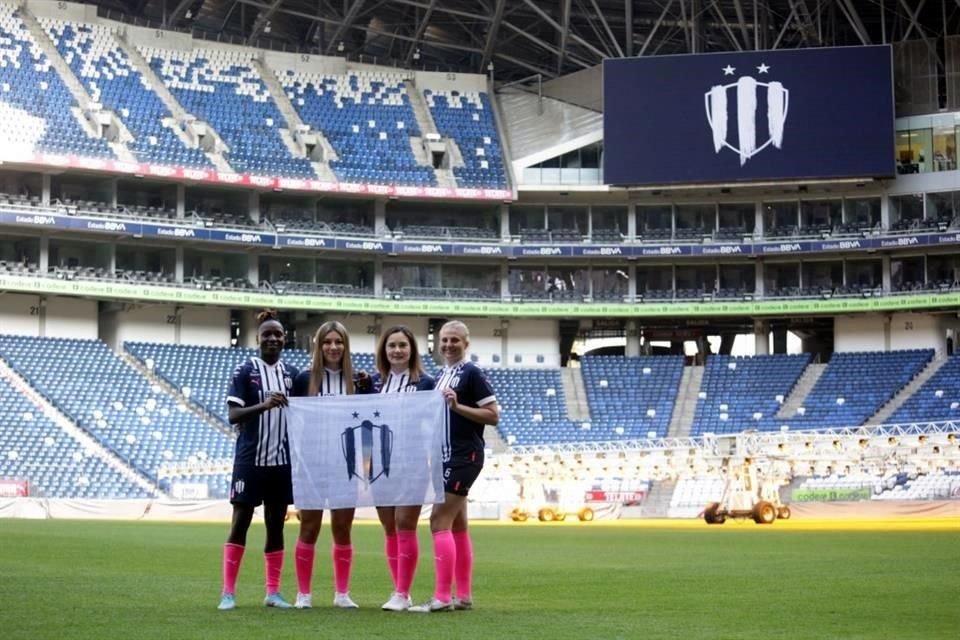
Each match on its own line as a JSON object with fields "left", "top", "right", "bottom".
{"left": 603, "top": 46, "right": 895, "bottom": 186}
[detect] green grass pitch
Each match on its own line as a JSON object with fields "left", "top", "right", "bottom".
{"left": 0, "top": 518, "right": 957, "bottom": 639}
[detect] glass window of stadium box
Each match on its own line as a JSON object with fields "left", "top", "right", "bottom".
{"left": 637, "top": 205, "right": 672, "bottom": 240}
{"left": 800, "top": 199, "right": 841, "bottom": 236}
{"left": 508, "top": 267, "right": 586, "bottom": 301}
{"left": 386, "top": 201, "right": 500, "bottom": 240}
{"left": 590, "top": 267, "right": 629, "bottom": 301}
{"left": 764, "top": 262, "right": 800, "bottom": 297}
{"left": 675, "top": 265, "right": 718, "bottom": 298}
{"left": 317, "top": 199, "right": 375, "bottom": 236}
{"left": 0, "top": 235, "right": 40, "bottom": 275}
{"left": 844, "top": 197, "right": 881, "bottom": 231}
{"left": 889, "top": 194, "right": 925, "bottom": 231}
{"left": 925, "top": 191, "right": 960, "bottom": 230}
{"left": 546, "top": 206, "right": 587, "bottom": 241}
{"left": 383, "top": 262, "right": 441, "bottom": 297}
{"left": 718, "top": 264, "right": 756, "bottom": 298}
{"left": 261, "top": 193, "right": 317, "bottom": 233}
{"left": 184, "top": 250, "right": 251, "bottom": 290}
{"left": 801, "top": 260, "right": 843, "bottom": 296}
{"left": 50, "top": 175, "right": 114, "bottom": 214}
{"left": 717, "top": 203, "right": 755, "bottom": 240}
{"left": 891, "top": 256, "right": 926, "bottom": 291}
{"left": 258, "top": 256, "right": 315, "bottom": 283}
{"left": 763, "top": 201, "right": 799, "bottom": 237}
{"left": 510, "top": 205, "right": 546, "bottom": 238}
{"left": 184, "top": 187, "right": 254, "bottom": 229}
{"left": 116, "top": 245, "right": 176, "bottom": 284}
{"left": 894, "top": 113, "right": 959, "bottom": 173}
{"left": 636, "top": 265, "right": 674, "bottom": 299}
{"left": 521, "top": 143, "right": 602, "bottom": 185}
{"left": 0, "top": 170, "right": 42, "bottom": 203}
{"left": 315, "top": 258, "right": 373, "bottom": 295}
{"left": 48, "top": 239, "right": 112, "bottom": 279}
{"left": 591, "top": 206, "right": 627, "bottom": 241}
{"left": 927, "top": 254, "right": 960, "bottom": 289}
{"left": 675, "top": 204, "right": 715, "bottom": 241}
{"left": 845, "top": 259, "right": 882, "bottom": 293}
{"left": 117, "top": 179, "right": 179, "bottom": 221}
{"left": 436, "top": 264, "right": 501, "bottom": 300}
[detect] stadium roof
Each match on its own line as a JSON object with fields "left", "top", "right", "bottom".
{"left": 85, "top": 1, "right": 956, "bottom": 86}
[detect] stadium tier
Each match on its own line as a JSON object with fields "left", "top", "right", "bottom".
{"left": 40, "top": 18, "right": 213, "bottom": 169}
{"left": 888, "top": 354, "right": 960, "bottom": 423}
{"left": 425, "top": 89, "right": 507, "bottom": 189}
{"left": 278, "top": 68, "right": 437, "bottom": 186}
{"left": 580, "top": 355, "right": 685, "bottom": 440}
{"left": 144, "top": 47, "right": 315, "bottom": 178}
{"left": 484, "top": 368, "right": 582, "bottom": 445}
{"left": 0, "top": 335, "right": 234, "bottom": 481}
{"left": 0, "top": 6, "right": 114, "bottom": 159}
{"left": 124, "top": 342, "right": 374, "bottom": 426}
{"left": 782, "top": 350, "right": 934, "bottom": 429}
{"left": 0, "top": 375, "right": 149, "bottom": 498}
{"left": 691, "top": 354, "right": 812, "bottom": 435}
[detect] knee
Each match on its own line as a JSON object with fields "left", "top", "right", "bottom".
{"left": 330, "top": 522, "right": 352, "bottom": 545}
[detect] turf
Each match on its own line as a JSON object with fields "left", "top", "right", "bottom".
{"left": 0, "top": 519, "right": 957, "bottom": 640}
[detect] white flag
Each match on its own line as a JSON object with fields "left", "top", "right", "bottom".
{"left": 287, "top": 390, "right": 447, "bottom": 510}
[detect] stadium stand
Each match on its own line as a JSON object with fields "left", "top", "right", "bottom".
{"left": 0, "top": 6, "right": 114, "bottom": 158}
{"left": 40, "top": 17, "right": 213, "bottom": 169}
{"left": 580, "top": 355, "right": 685, "bottom": 439}
{"left": 0, "top": 335, "right": 234, "bottom": 483}
{"left": 783, "top": 350, "right": 934, "bottom": 428}
{"left": 425, "top": 89, "right": 507, "bottom": 189}
{"left": 888, "top": 354, "right": 960, "bottom": 423}
{"left": 692, "top": 354, "right": 812, "bottom": 435}
{"left": 124, "top": 342, "right": 374, "bottom": 426}
{"left": 483, "top": 368, "right": 582, "bottom": 445}
{"left": 0, "top": 374, "right": 149, "bottom": 498}
{"left": 143, "top": 45, "right": 315, "bottom": 178}
{"left": 279, "top": 69, "right": 436, "bottom": 186}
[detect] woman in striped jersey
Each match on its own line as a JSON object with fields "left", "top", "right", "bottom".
{"left": 290, "top": 320, "right": 370, "bottom": 609}
{"left": 371, "top": 326, "right": 436, "bottom": 612}
{"left": 219, "top": 310, "right": 299, "bottom": 611}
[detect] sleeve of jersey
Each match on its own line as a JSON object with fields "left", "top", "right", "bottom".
{"left": 417, "top": 374, "right": 436, "bottom": 391}
{"left": 295, "top": 370, "right": 320, "bottom": 397}
{"left": 226, "top": 364, "right": 248, "bottom": 407}
{"left": 471, "top": 367, "right": 497, "bottom": 407}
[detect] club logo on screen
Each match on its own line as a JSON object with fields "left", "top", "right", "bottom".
{"left": 704, "top": 63, "right": 789, "bottom": 166}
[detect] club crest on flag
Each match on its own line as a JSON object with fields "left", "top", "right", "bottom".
{"left": 340, "top": 418, "right": 394, "bottom": 485}
{"left": 704, "top": 62, "right": 789, "bottom": 165}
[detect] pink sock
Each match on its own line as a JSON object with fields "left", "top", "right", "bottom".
{"left": 222, "top": 543, "right": 245, "bottom": 596}
{"left": 453, "top": 530, "right": 473, "bottom": 600}
{"left": 384, "top": 533, "right": 399, "bottom": 589}
{"left": 295, "top": 540, "right": 315, "bottom": 595}
{"left": 396, "top": 530, "right": 419, "bottom": 597}
{"left": 432, "top": 530, "right": 456, "bottom": 603}
{"left": 332, "top": 544, "right": 353, "bottom": 594}
{"left": 264, "top": 550, "right": 283, "bottom": 594}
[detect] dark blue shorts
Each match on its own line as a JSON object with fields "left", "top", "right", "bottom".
{"left": 444, "top": 451, "right": 484, "bottom": 497}
{"left": 230, "top": 464, "right": 293, "bottom": 507}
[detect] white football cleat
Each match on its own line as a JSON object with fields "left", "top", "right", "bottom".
{"left": 408, "top": 598, "right": 454, "bottom": 613}
{"left": 294, "top": 592, "right": 312, "bottom": 609}
{"left": 333, "top": 592, "right": 359, "bottom": 609}
{"left": 381, "top": 592, "right": 412, "bottom": 611}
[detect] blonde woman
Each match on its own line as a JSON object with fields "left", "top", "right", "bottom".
{"left": 410, "top": 320, "right": 499, "bottom": 613}
{"left": 291, "top": 321, "right": 370, "bottom": 609}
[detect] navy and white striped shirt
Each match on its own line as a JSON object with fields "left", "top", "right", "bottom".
{"left": 227, "top": 357, "right": 298, "bottom": 467}
{"left": 292, "top": 368, "right": 347, "bottom": 397}
{"left": 377, "top": 369, "right": 436, "bottom": 394}
{"left": 435, "top": 360, "right": 496, "bottom": 460}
